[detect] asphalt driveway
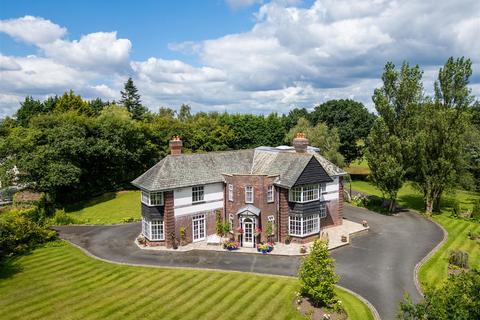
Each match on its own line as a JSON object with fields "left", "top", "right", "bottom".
{"left": 55, "top": 205, "right": 443, "bottom": 320}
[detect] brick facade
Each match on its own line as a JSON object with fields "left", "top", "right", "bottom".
{"left": 174, "top": 210, "right": 216, "bottom": 245}
{"left": 223, "top": 175, "right": 278, "bottom": 244}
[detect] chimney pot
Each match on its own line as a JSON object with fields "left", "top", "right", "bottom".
{"left": 169, "top": 136, "right": 183, "bottom": 155}
{"left": 292, "top": 132, "right": 309, "bottom": 153}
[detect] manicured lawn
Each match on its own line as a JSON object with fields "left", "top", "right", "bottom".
{"left": 350, "top": 180, "right": 480, "bottom": 288}
{"left": 64, "top": 190, "right": 141, "bottom": 224}
{"left": 0, "top": 242, "right": 373, "bottom": 320}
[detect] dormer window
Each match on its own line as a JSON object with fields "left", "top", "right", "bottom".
{"left": 141, "top": 191, "right": 164, "bottom": 206}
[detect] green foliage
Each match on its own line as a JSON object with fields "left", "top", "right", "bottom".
{"left": 365, "top": 119, "right": 405, "bottom": 212}
{"left": 310, "top": 99, "right": 376, "bottom": 163}
{"left": 49, "top": 209, "right": 80, "bottom": 225}
{"left": 0, "top": 210, "right": 56, "bottom": 261}
{"left": 286, "top": 117, "right": 345, "bottom": 167}
{"left": 472, "top": 199, "right": 480, "bottom": 221}
{"left": 55, "top": 90, "right": 93, "bottom": 115}
{"left": 215, "top": 209, "right": 223, "bottom": 235}
{"left": 298, "top": 239, "right": 339, "bottom": 307}
{"left": 120, "top": 77, "right": 148, "bottom": 120}
{"left": 448, "top": 250, "right": 469, "bottom": 269}
{"left": 398, "top": 269, "right": 480, "bottom": 320}
{"left": 451, "top": 199, "right": 461, "bottom": 218}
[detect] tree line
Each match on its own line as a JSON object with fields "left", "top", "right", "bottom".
{"left": 0, "top": 80, "right": 374, "bottom": 204}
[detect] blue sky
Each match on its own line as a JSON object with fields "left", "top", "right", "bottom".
{"left": 0, "top": 0, "right": 478, "bottom": 117}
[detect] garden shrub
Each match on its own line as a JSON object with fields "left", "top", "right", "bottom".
{"left": 298, "top": 239, "right": 339, "bottom": 307}
{"left": 399, "top": 269, "right": 480, "bottom": 320}
{"left": 448, "top": 250, "right": 469, "bottom": 269}
{"left": 50, "top": 210, "right": 80, "bottom": 225}
{"left": 0, "top": 213, "right": 56, "bottom": 261}
{"left": 472, "top": 199, "right": 480, "bottom": 221}
{"left": 451, "top": 199, "right": 461, "bottom": 218}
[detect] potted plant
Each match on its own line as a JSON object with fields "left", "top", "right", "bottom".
{"left": 170, "top": 232, "right": 178, "bottom": 249}
{"left": 179, "top": 227, "right": 186, "bottom": 246}
{"left": 223, "top": 239, "right": 239, "bottom": 251}
{"left": 285, "top": 235, "right": 291, "bottom": 245}
{"left": 267, "top": 242, "right": 274, "bottom": 253}
{"left": 299, "top": 245, "right": 307, "bottom": 254}
{"left": 235, "top": 227, "right": 244, "bottom": 242}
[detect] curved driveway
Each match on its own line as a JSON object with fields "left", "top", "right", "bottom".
{"left": 55, "top": 205, "right": 443, "bottom": 320}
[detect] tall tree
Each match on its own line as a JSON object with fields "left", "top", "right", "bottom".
{"left": 366, "top": 119, "right": 405, "bottom": 212}
{"left": 54, "top": 90, "right": 93, "bottom": 115}
{"left": 177, "top": 104, "right": 192, "bottom": 121}
{"left": 366, "top": 61, "right": 424, "bottom": 212}
{"left": 15, "top": 96, "right": 43, "bottom": 126}
{"left": 120, "top": 77, "right": 147, "bottom": 120}
{"left": 411, "top": 57, "right": 474, "bottom": 213}
{"left": 310, "top": 99, "right": 376, "bottom": 163}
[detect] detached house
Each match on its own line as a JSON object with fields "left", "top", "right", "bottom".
{"left": 132, "top": 133, "right": 346, "bottom": 248}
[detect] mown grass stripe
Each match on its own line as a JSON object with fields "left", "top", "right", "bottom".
{"left": 120, "top": 272, "right": 206, "bottom": 319}
{"left": 184, "top": 274, "right": 248, "bottom": 320}
{"left": 96, "top": 272, "right": 179, "bottom": 318}
{"left": 225, "top": 278, "right": 274, "bottom": 317}
{"left": 149, "top": 272, "right": 221, "bottom": 318}
{"left": 236, "top": 279, "right": 288, "bottom": 319}
{"left": 165, "top": 273, "right": 233, "bottom": 320}
{"left": 252, "top": 282, "right": 298, "bottom": 320}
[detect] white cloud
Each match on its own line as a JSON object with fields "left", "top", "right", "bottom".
{"left": 41, "top": 32, "right": 132, "bottom": 72}
{"left": 0, "top": 1, "right": 479, "bottom": 118}
{"left": 0, "top": 15, "right": 66, "bottom": 44}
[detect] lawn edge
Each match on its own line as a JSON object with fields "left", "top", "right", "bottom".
{"left": 336, "top": 285, "right": 380, "bottom": 320}
{"left": 412, "top": 215, "right": 448, "bottom": 296}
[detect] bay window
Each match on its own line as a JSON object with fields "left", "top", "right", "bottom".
{"left": 141, "top": 191, "right": 164, "bottom": 206}
{"left": 288, "top": 214, "right": 320, "bottom": 236}
{"left": 142, "top": 218, "right": 164, "bottom": 240}
{"left": 289, "top": 184, "right": 322, "bottom": 203}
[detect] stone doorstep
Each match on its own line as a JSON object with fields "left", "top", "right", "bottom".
{"left": 135, "top": 219, "right": 369, "bottom": 256}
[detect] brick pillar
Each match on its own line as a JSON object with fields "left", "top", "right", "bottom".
{"left": 338, "top": 176, "right": 344, "bottom": 223}
{"left": 164, "top": 191, "right": 175, "bottom": 248}
{"left": 278, "top": 188, "right": 289, "bottom": 243}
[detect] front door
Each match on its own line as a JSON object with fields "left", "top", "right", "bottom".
{"left": 243, "top": 218, "right": 254, "bottom": 248}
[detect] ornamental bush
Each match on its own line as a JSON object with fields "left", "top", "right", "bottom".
{"left": 0, "top": 213, "right": 56, "bottom": 261}
{"left": 298, "top": 239, "right": 339, "bottom": 307}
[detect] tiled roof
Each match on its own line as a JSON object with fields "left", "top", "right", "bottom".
{"left": 132, "top": 146, "right": 345, "bottom": 191}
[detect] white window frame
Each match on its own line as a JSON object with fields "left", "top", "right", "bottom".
{"left": 192, "top": 185, "right": 205, "bottom": 204}
{"left": 142, "top": 218, "right": 164, "bottom": 241}
{"left": 245, "top": 185, "right": 254, "bottom": 203}
{"left": 320, "top": 183, "right": 326, "bottom": 193}
{"left": 192, "top": 214, "right": 206, "bottom": 241}
{"left": 141, "top": 191, "right": 164, "bottom": 206}
{"left": 267, "top": 185, "right": 274, "bottom": 203}
{"left": 228, "top": 184, "right": 234, "bottom": 202}
{"left": 288, "top": 214, "right": 320, "bottom": 237}
{"left": 288, "top": 184, "right": 320, "bottom": 203}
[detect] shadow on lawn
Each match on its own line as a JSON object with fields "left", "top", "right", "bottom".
{"left": 0, "top": 258, "right": 24, "bottom": 280}
{"left": 64, "top": 192, "right": 117, "bottom": 213}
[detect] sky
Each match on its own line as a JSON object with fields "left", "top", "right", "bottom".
{"left": 0, "top": 0, "right": 478, "bottom": 118}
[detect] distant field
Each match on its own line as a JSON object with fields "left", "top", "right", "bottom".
{"left": 64, "top": 190, "right": 140, "bottom": 224}
{"left": 0, "top": 242, "right": 373, "bottom": 320}
{"left": 345, "top": 158, "right": 370, "bottom": 176}
{"left": 350, "top": 180, "right": 480, "bottom": 287}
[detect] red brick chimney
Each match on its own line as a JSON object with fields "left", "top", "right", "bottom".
{"left": 292, "top": 132, "right": 308, "bottom": 153}
{"left": 169, "top": 135, "right": 183, "bottom": 155}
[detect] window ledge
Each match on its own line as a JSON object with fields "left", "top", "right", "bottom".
{"left": 192, "top": 201, "right": 206, "bottom": 205}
